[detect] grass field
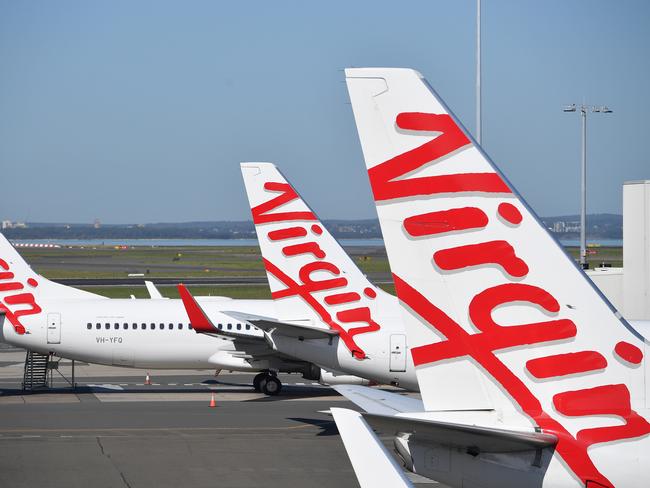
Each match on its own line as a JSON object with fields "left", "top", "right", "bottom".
{"left": 19, "top": 245, "right": 621, "bottom": 299}
{"left": 77, "top": 283, "right": 399, "bottom": 299}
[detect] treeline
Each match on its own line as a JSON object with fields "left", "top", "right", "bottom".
{"left": 3, "top": 220, "right": 383, "bottom": 240}
{"left": 3, "top": 214, "right": 622, "bottom": 240}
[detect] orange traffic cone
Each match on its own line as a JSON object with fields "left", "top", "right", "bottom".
{"left": 209, "top": 392, "right": 216, "bottom": 408}
{"left": 145, "top": 372, "right": 152, "bottom": 385}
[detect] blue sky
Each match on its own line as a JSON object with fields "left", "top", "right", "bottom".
{"left": 1, "top": 1, "right": 648, "bottom": 223}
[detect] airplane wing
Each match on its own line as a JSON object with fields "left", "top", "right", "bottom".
{"left": 223, "top": 311, "right": 338, "bottom": 340}
{"left": 333, "top": 385, "right": 423, "bottom": 415}
{"left": 330, "top": 408, "right": 414, "bottom": 488}
{"left": 145, "top": 280, "right": 165, "bottom": 299}
{"left": 364, "top": 413, "right": 558, "bottom": 454}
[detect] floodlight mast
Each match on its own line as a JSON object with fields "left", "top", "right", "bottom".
{"left": 476, "top": 0, "right": 482, "bottom": 144}
{"left": 562, "top": 103, "right": 613, "bottom": 269}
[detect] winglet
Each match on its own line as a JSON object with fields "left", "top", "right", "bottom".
{"left": 177, "top": 284, "right": 216, "bottom": 333}
{"left": 145, "top": 280, "right": 164, "bottom": 299}
{"left": 330, "top": 408, "right": 413, "bottom": 488}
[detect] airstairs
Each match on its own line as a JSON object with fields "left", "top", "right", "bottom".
{"left": 22, "top": 351, "right": 77, "bottom": 391}
{"left": 22, "top": 351, "right": 50, "bottom": 390}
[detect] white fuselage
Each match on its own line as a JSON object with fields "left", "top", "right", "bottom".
{"left": 1, "top": 297, "right": 269, "bottom": 370}
{"left": 1, "top": 293, "right": 418, "bottom": 389}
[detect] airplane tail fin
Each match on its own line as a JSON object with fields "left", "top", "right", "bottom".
{"left": 0, "top": 233, "right": 100, "bottom": 334}
{"left": 240, "top": 162, "right": 397, "bottom": 360}
{"left": 346, "top": 68, "right": 649, "bottom": 485}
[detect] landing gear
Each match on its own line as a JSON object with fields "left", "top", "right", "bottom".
{"left": 260, "top": 375, "right": 282, "bottom": 396}
{"left": 253, "top": 372, "right": 266, "bottom": 392}
{"left": 253, "top": 371, "right": 282, "bottom": 396}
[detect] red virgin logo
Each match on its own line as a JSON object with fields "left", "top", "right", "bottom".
{"left": 252, "top": 182, "right": 380, "bottom": 360}
{"left": 0, "top": 258, "right": 42, "bottom": 335}
{"left": 372, "top": 112, "right": 650, "bottom": 487}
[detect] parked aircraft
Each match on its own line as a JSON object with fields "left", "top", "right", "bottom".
{"left": 0, "top": 233, "right": 319, "bottom": 393}
{"left": 178, "top": 162, "right": 418, "bottom": 391}
{"left": 0, "top": 162, "right": 418, "bottom": 395}
{"left": 332, "top": 67, "right": 650, "bottom": 488}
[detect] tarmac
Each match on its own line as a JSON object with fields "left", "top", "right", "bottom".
{"left": 0, "top": 347, "right": 437, "bottom": 488}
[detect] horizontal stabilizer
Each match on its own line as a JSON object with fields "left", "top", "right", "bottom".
{"left": 331, "top": 408, "right": 414, "bottom": 488}
{"left": 364, "top": 413, "right": 558, "bottom": 453}
{"left": 224, "top": 311, "right": 338, "bottom": 340}
{"left": 333, "top": 385, "right": 423, "bottom": 415}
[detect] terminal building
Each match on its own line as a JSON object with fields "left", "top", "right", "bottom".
{"left": 588, "top": 180, "right": 650, "bottom": 321}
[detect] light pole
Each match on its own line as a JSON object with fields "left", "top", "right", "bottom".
{"left": 476, "top": 0, "right": 482, "bottom": 144}
{"left": 562, "top": 103, "right": 613, "bottom": 269}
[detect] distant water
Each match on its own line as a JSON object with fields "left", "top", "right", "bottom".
{"left": 11, "top": 238, "right": 387, "bottom": 247}
{"left": 11, "top": 237, "right": 622, "bottom": 248}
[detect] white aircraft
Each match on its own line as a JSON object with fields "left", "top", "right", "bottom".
{"left": 0, "top": 163, "right": 417, "bottom": 394}
{"left": 331, "top": 68, "right": 650, "bottom": 488}
{"left": 0, "top": 234, "right": 322, "bottom": 394}
{"left": 178, "top": 162, "right": 418, "bottom": 391}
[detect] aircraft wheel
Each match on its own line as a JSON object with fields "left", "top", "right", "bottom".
{"left": 261, "top": 375, "right": 282, "bottom": 396}
{"left": 253, "top": 372, "right": 267, "bottom": 392}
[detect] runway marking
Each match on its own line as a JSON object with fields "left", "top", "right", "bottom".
{"left": 0, "top": 423, "right": 332, "bottom": 434}
{"left": 86, "top": 384, "right": 124, "bottom": 391}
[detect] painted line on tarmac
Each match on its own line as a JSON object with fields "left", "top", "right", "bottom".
{"left": 86, "top": 384, "right": 124, "bottom": 391}
{"left": 0, "top": 422, "right": 332, "bottom": 435}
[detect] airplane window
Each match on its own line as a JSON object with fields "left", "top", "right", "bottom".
{"left": 227, "top": 324, "right": 232, "bottom": 330}
{"left": 159, "top": 323, "right": 164, "bottom": 330}
{"left": 168, "top": 324, "right": 173, "bottom": 330}
{"left": 188, "top": 324, "right": 193, "bottom": 330}
{"left": 132, "top": 323, "right": 137, "bottom": 330}
{"left": 87, "top": 323, "right": 92, "bottom": 330}
{"left": 245, "top": 324, "right": 250, "bottom": 330}
{"left": 218, "top": 324, "right": 223, "bottom": 330}
{"left": 113, "top": 323, "right": 119, "bottom": 330}
{"left": 96, "top": 323, "right": 101, "bottom": 330}
{"left": 178, "top": 324, "right": 183, "bottom": 330}
{"left": 150, "top": 323, "right": 155, "bottom": 330}
{"left": 105, "top": 323, "right": 110, "bottom": 329}
{"left": 236, "top": 324, "right": 241, "bottom": 330}
{"left": 141, "top": 323, "right": 146, "bottom": 330}
{"left": 123, "top": 323, "right": 128, "bottom": 330}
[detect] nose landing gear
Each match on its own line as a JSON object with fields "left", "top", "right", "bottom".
{"left": 253, "top": 371, "right": 282, "bottom": 396}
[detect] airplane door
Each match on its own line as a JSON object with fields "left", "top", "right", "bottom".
{"left": 47, "top": 313, "right": 61, "bottom": 344}
{"left": 389, "top": 334, "right": 407, "bottom": 372}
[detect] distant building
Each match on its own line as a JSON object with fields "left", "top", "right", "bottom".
{"left": 552, "top": 221, "right": 565, "bottom": 233}
{"left": 587, "top": 180, "right": 650, "bottom": 320}
{"left": 564, "top": 221, "right": 580, "bottom": 232}
{"left": 4, "top": 220, "right": 27, "bottom": 229}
